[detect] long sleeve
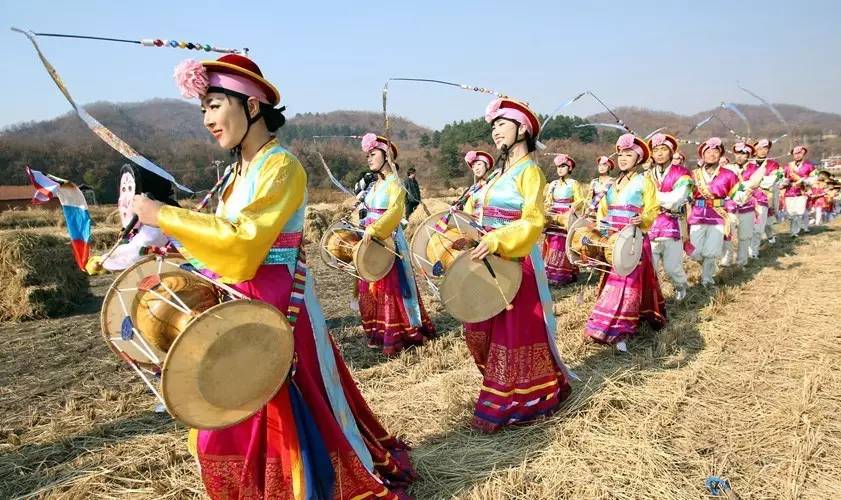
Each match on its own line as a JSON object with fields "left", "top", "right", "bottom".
{"left": 543, "top": 182, "right": 554, "bottom": 213}
{"left": 657, "top": 175, "right": 693, "bottom": 211}
{"left": 158, "top": 153, "right": 306, "bottom": 282}
{"left": 481, "top": 164, "right": 546, "bottom": 259}
{"left": 640, "top": 175, "right": 659, "bottom": 231}
{"left": 366, "top": 177, "right": 405, "bottom": 239}
{"left": 463, "top": 192, "right": 476, "bottom": 215}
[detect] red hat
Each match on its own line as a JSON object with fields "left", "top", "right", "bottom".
{"left": 174, "top": 54, "right": 280, "bottom": 106}
{"left": 615, "top": 134, "right": 651, "bottom": 165}
{"left": 697, "top": 137, "right": 724, "bottom": 158}
{"left": 753, "top": 138, "right": 773, "bottom": 150}
{"left": 485, "top": 98, "right": 541, "bottom": 137}
{"left": 732, "top": 141, "right": 755, "bottom": 155}
{"left": 464, "top": 150, "right": 494, "bottom": 170}
{"left": 361, "top": 133, "right": 399, "bottom": 159}
{"left": 597, "top": 155, "right": 616, "bottom": 170}
{"left": 647, "top": 133, "right": 679, "bottom": 153}
{"left": 553, "top": 154, "right": 576, "bottom": 170}
{"left": 790, "top": 145, "right": 808, "bottom": 155}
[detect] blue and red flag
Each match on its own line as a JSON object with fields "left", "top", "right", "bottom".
{"left": 25, "top": 167, "right": 92, "bottom": 270}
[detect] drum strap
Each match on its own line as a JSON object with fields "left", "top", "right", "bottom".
{"left": 694, "top": 168, "right": 732, "bottom": 237}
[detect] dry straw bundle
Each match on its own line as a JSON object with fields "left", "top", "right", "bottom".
{"left": 0, "top": 231, "right": 89, "bottom": 321}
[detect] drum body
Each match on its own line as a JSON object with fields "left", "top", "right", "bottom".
{"left": 319, "top": 219, "right": 395, "bottom": 282}
{"left": 101, "top": 256, "right": 294, "bottom": 429}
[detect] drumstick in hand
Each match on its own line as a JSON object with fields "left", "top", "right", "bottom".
{"left": 482, "top": 257, "right": 514, "bottom": 312}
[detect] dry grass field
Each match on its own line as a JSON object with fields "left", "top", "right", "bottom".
{"left": 0, "top": 205, "right": 839, "bottom": 499}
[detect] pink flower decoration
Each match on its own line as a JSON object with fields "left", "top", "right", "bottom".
{"left": 361, "top": 133, "right": 379, "bottom": 153}
{"left": 553, "top": 154, "right": 570, "bottom": 167}
{"left": 598, "top": 155, "right": 611, "bottom": 165}
{"left": 756, "top": 139, "right": 771, "bottom": 148}
{"left": 484, "top": 98, "right": 503, "bottom": 122}
{"left": 464, "top": 151, "right": 478, "bottom": 165}
{"left": 650, "top": 133, "right": 667, "bottom": 147}
{"left": 173, "top": 59, "right": 209, "bottom": 99}
{"left": 616, "top": 133, "right": 636, "bottom": 150}
{"left": 705, "top": 137, "right": 722, "bottom": 150}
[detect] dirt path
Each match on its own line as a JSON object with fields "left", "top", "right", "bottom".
{"left": 1, "top": 221, "right": 839, "bottom": 499}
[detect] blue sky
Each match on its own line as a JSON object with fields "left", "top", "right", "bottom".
{"left": 2, "top": 0, "right": 839, "bottom": 130}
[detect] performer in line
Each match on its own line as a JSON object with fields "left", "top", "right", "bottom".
{"left": 542, "top": 153, "right": 584, "bottom": 285}
{"left": 753, "top": 138, "right": 783, "bottom": 237}
{"left": 132, "top": 55, "right": 417, "bottom": 498}
{"left": 721, "top": 142, "right": 758, "bottom": 268}
{"left": 646, "top": 133, "right": 692, "bottom": 300}
{"left": 810, "top": 170, "right": 833, "bottom": 226}
{"left": 584, "top": 133, "right": 667, "bottom": 351}
{"left": 586, "top": 155, "right": 615, "bottom": 214}
{"left": 688, "top": 138, "right": 741, "bottom": 287}
{"left": 358, "top": 133, "right": 436, "bottom": 355}
{"left": 783, "top": 145, "right": 816, "bottom": 236}
{"left": 463, "top": 97, "right": 572, "bottom": 432}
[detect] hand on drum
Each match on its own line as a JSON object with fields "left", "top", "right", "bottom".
{"left": 361, "top": 226, "right": 375, "bottom": 244}
{"left": 471, "top": 240, "right": 491, "bottom": 261}
{"left": 132, "top": 194, "right": 163, "bottom": 227}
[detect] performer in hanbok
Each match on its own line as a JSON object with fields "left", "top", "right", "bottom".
{"left": 720, "top": 142, "right": 758, "bottom": 268}
{"left": 688, "top": 138, "right": 741, "bottom": 287}
{"left": 584, "top": 134, "right": 667, "bottom": 352}
{"left": 646, "top": 133, "right": 692, "bottom": 300}
{"left": 586, "top": 155, "right": 615, "bottom": 214}
{"left": 358, "top": 133, "right": 436, "bottom": 355}
{"left": 748, "top": 138, "right": 782, "bottom": 253}
{"left": 672, "top": 151, "right": 686, "bottom": 167}
{"left": 753, "top": 138, "right": 783, "bottom": 234}
{"left": 462, "top": 97, "right": 572, "bottom": 432}
{"left": 542, "top": 153, "right": 584, "bottom": 285}
{"left": 132, "top": 55, "right": 417, "bottom": 499}
{"left": 783, "top": 145, "right": 816, "bottom": 236}
{"left": 810, "top": 170, "right": 832, "bottom": 226}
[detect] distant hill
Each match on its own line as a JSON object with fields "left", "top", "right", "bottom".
{"left": 2, "top": 98, "right": 840, "bottom": 203}
{"left": 586, "top": 104, "right": 841, "bottom": 139}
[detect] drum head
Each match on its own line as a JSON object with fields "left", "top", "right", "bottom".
{"left": 410, "top": 209, "right": 480, "bottom": 278}
{"left": 565, "top": 215, "right": 591, "bottom": 264}
{"left": 319, "top": 219, "right": 361, "bottom": 269}
{"left": 162, "top": 300, "right": 294, "bottom": 429}
{"left": 439, "top": 253, "right": 522, "bottom": 323}
{"left": 118, "top": 165, "right": 141, "bottom": 229}
{"left": 100, "top": 255, "right": 186, "bottom": 370}
{"left": 611, "top": 225, "right": 643, "bottom": 277}
{"left": 353, "top": 236, "right": 396, "bottom": 282}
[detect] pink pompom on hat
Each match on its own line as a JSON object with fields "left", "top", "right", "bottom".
{"left": 697, "top": 137, "right": 724, "bottom": 157}
{"left": 647, "top": 133, "right": 679, "bottom": 153}
{"left": 615, "top": 133, "right": 651, "bottom": 164}
{"left": 464, "top": 150, "right": 494, "bottom": 169}
{"left": 754, "top": 138, "right": 773, "bottom": 150}
{"left": 361, "top": 133, "right": 399, "bottom": 159}
{"left": 597, "top": 155, "right": 616, "bottom": 170}
{"left": 173, "top": 54, "right": 280, "bottom": 106}
{"left": 484, "top": 98, "right": 541, "bottom": 137}
{"left": 553, "top": 154, "right": 576, "bottom": 170}
{"left": 732, "top": 141, "right": 755, "bottom": 155}
{"left": 790, "top": 145, "right": 808, "bottom": 155}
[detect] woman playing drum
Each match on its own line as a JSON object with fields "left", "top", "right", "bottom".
{"left": 357, "top": 133, "right": 436, "bottom": 355}
{"left": 132, "top": 55, "right": 416, "bottom": 499}
{"left": 583, "top": 134, "right": 667, "bottom": 352}
{"left": 542, "top": 153, "right": 584, "bottom": 285}
{"left": 462, "top": 97, "right": 573, "bottom": 433}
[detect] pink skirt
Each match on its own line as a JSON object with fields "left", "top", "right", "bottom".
{"left": 542, "top": 228, "right": 578, "bottom": 285}
{"left": 358, "top": 263, "right": 435, "bottom": 355}
{"left": 584, "top": 237, "right": 667, "bottom": 344}
{"left": 464, "top": 256, "right": 572, "bottom": 432}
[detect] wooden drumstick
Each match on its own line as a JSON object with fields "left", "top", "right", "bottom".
{"left": 482, "top": 257, "right": 514, "bottom": 312}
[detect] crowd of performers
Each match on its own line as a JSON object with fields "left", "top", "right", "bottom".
{"left": 86, "top": 52, "right": 840, "bottom": 499}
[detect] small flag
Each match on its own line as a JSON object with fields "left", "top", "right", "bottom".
{"left": 25, "top": 166, "right": 92, "bottom": 270}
